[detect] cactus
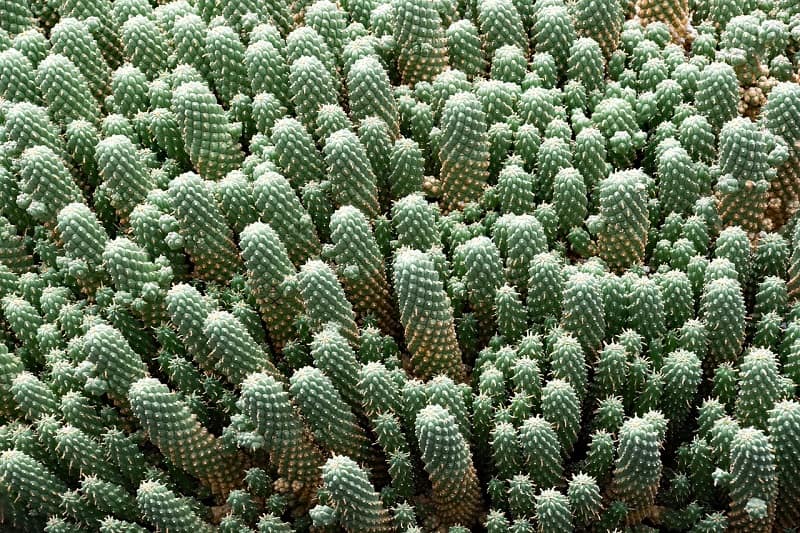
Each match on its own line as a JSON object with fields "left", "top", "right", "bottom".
{"left": 768, "top": 400, "right": 800, "bottom": 529}
{"left": 734, "top": 348, "right": 783, "bottom": 430}
{"left": 728, "top": 428, "right": 777, "bottom": 531}
{"left": 94, "top": 135, "right": 154, "bottom": 220}
{"left": 291, "top": 366, "right": 371, "bottom": 462}
{"left": 323, "top": 129, "right": 381, "bottom": 218}
{"left": 171, "top": 82, "right": 244, "bottom": 180}
{"left": 437, "top": 92, "right": 491, "bottom": 213}
{"left": 319, "top": 455, "right": 394, "bottom": 532}
{"left": 167, "top": 172, "right": 242, "bottom": 283}
{"left": 203, "top": 310, "right": 282, "bottom": 385}
{"left": 519, "top": 415, "right": 563, "bottom": 487}
{"left": 35, "top": 53, "right": 99, "bottom": 124}
{"left": 2, "top": 0, "right": 800, "bottom": 530}
{"left": 136, "top": 480, "right": 213, "bottom": 533}
{"left": 238, "top": 372, "right": 324, "bottom": 503}
{"left": 561, "top": 271, "right": 606, "bottom": 356}
{"left": 700, "top": 277, "right": 746, "bottom": 367}
{"left": 239, "top": 222, "right": 302, "bottom": 350}
{"left": 129, "top": 377, "right": 244, "bottom": 497}
{"left": 296, "top": 260, "right": 359, "bottom": 345}
{"left": 535, "top": 489, "right": 573, "bottom": 533}
{"left": 611, "top": 414, "right": 665, "bottom": 522}
{"left": 394, "top": 248, "right": 464, "bottom": 380}
{"left": 415, "top": 404, "right": 483, "bottom": 528}
{"left": 0, "top": 450, "right": 67, "bottom": 518}
{"left": 327, "top": 206, "right": 399, "bottom": 334}
{"left": 393, "top": 0, "right": 448, "bottom": 85}
{"left": 16, "top": 146, "right": 84, "bottom": 228}
{"left": 596, "top": 170, "right": 650, "bottom": 272}
{"left": 83, "top": 324, "right": 147, "bottom": 404}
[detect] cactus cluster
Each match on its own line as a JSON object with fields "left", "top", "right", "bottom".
{"left": 0, "top": 0, "right": 800, "bottom": 531}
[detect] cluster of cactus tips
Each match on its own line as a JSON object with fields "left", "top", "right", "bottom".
{"left": 1, "top": 0, "right": 800, "bottom": 530}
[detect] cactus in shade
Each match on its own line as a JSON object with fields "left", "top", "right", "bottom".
{"left": 415, "top": 404, "right": 483, "bottom": 528}
{"left": 318, "top": 455, "right": 394, "bottom": 533}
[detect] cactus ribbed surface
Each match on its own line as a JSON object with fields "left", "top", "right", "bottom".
{"left": 327, "top": 205, "right": 399, "bottom": 335}
{"left": 239, "top": 222, "right": 302, "bottom": 350}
